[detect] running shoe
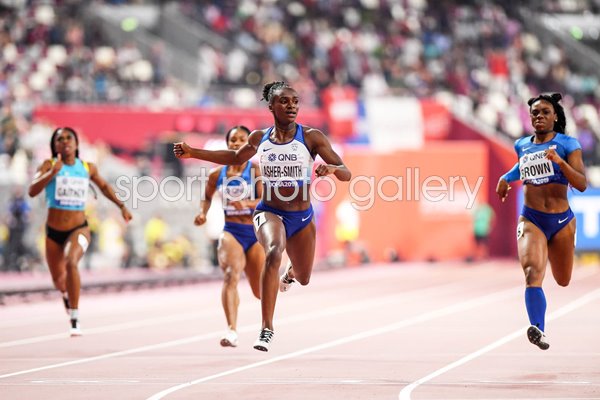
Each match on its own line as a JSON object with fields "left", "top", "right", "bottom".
{"left": 220, "top": 329, "right": 238, "bottom": 347}
{"left": 70, "top": 318, "right": 82, "bottom": 337}
{"left": 279, "top": 263, "right": 295, "bottom": 292}
{"left": 527, "top": 325, "right": 549, "bottom": 350}
{"left": 253, "top": 328, "right": 274, "bottom": 352}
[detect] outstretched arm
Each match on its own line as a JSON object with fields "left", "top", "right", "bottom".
{"left": 174, "top": 131, "right": 262, "bottom": 165}
{"left": 307, "top": 128, "right": 351, "bottom": 181}
{"left": 89, "top": 163, "right": 133, "bottom": 222}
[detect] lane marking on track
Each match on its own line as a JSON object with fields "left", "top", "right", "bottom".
{"left": 398, "top": 288, "right": 600, "bottom": 400}
{"left": 144, "top": 286, "right": 521, "bottom": 400}
{"left": 0, "top": 280, "right": 466, "bottom": 349}
{"left": 0, "top": 312, "right": 205, "bottom": 348}
{"left": 0, "top": 281, "right": 468, "bottom": 379}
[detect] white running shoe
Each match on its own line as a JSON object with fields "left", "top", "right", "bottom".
{"left": 70, "top": 319, "right": 82, "bottom": 337}
{"left": 527, "top": 325, "right": 549, "bottom": 350}
{"left": 253, "top": 328, "right": 274, "bottom": 352}
{"left": 279, "top": 263, "right": 295, "bottom": 292}
{"left": 220, "top": 329, "right": 238, "bottom": 347}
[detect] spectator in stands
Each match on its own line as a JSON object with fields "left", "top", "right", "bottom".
{"left": 4, "top": 187, "right": 31, "bottom": 271}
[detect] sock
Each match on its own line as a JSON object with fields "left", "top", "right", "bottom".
{"left": 525, "top": 287, "right": 546, "bottom": 332}
{"left": 70, "top": 309, "right": 79, "bottom": 320}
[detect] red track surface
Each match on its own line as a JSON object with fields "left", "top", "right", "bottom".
{"left": 1, "top": 261, "right": 599, "bottom": 400}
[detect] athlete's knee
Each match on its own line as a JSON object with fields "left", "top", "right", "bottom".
{"left": 523, "top": 265, "right": 542, "bottom": 285}
{"left": 264, "top": 245, "right": 284, "bottom": 267}
{"left": 222, "top": 266, "right": 241, "bottom": 285}
{"left": 555, "top": 275, "right": 571, "bottom": 287}
{"left": 65, "top": 257, "right": 79, "bottom": 272}
{"left": 296, "top": 275, "right": 310, "bottom": 286}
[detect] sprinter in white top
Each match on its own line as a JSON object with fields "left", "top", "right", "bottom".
{"left": 174, "top": 81, "right": 351, "bottom": 352}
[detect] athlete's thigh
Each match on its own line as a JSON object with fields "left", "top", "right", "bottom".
{"left": 217, "top": 231, "right": 245, "bottom": 271}
{"left": 285, "top": 220, "right": 316, "bottom": 275}
{"left": 253, "top": 212, "right": 286, "bottom": 252}
{"left": 244, "top": 242, "right": 265, "bottom": 298}
{"left": 517, "top": 216, "right": 548, "bottom": 271}
{"left": 45, "top": 238, "right": 66, "bottom": 280}
{"left": 64, "top": 227, "right": 91, "bottom": 264}
{"left": 548, "top": 218, "right": 576, "bottom": 284}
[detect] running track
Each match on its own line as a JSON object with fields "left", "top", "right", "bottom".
{"left": 1, "top": 261, "right": 599, "bottom": 400}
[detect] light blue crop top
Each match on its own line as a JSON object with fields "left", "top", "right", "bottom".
{"left": 45, "top": 158, "right": 90, "bottom": 211}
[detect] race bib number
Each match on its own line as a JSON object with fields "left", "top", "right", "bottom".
{"left": 253, "top": 213, "right": 267, "bottom": 231}
{"left": 519, "top": 151, "right": 554, "bottom": 183}
{"left": 55, "top": 176, "right": 88, "bottom": 207}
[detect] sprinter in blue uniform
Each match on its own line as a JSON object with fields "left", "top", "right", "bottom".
{"left": 194, "top": 126, "right": 264, "bottom": 348}
{"left": 174, "top": 81, "right": 351, "bottom": 351}
{"left": 496, "top": 93, "right": 587, "bottom": 350}
{"left": 28, "top": 127, "right": 132, "bottom": 336}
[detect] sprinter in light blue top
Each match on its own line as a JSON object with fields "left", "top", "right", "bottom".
{"left": 194, "top": 126, "right": 264, "bottom": 349}
{"left": 496, "top": 93, "right": 587, "bottom": 351}
{"left": 28, "top": 127, "right": 132, "bottom": 338}
{"left": 45, "top": 157, "right": 90, "bottom": 211}
{"left": 174, "top": 81, "right": 351, "bottom": 352}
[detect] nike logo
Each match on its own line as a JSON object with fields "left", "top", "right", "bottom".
{"left": 558, "top": 217, "right": 569, "bottom": 224}
{"left": 301, "top": 214, "right": 312, "bottom": 222}
{"left": 263, "top": 148, "right": 272, "bottom": 152}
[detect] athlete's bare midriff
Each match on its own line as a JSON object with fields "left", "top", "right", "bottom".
{"left": 46, "top": 208, "right": 87, "bottom": 231}
{"left": 523, "top": 183, "right": 569, "bottom": 213}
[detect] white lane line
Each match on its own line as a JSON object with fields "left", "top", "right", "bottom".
{"left": 0, "top": 280, "right": 464, "bottom": 349}
{"left": 0, "top": 281, "right": 465, "bottom": 379}
{"left": 0, "top": 312, "right": 205, "bottom": 348}
{"left": 144, "top": 286, "right": 520, "bottom": 400}
{"left": 398, "top": 288, "right": 600, "bottom": 400}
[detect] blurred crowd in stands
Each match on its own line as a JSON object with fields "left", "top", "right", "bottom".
{"left": 1, "top": 0, "right": 600, "bottom": 271}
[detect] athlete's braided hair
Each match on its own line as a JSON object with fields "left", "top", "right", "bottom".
{"left": 225, "top": 125, "right": 251, "bottom": 143}
{"left": 261, "top": 81, "right": 289, "bottom": 104}
{"left": 527, "top": 92, "right": 567, "bottom": 134}
{"left": 50, "top": 127, "right": 80, "bottom": 158}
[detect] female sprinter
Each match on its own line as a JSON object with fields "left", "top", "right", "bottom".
{"left": 29, "top": 127, "right": 132, "bottom": 336}
{"left": 174, "top": 81, "right": 351, "bottom": 351}
{"left": 195, "top": 125, "right": 264, "bottom": 347}
{"left": 496, "top": 93, "right": 587, "bottom": 350}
